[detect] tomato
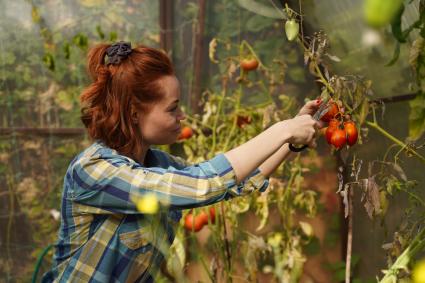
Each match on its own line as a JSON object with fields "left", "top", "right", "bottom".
{"left": 208, "top": 207, "right": 216, "bottom": 224}
{"left": 364, "top": 0, "right": 403, "bottom": 28}
{"left": 325, "top": 119, "right": 340, "bottom": 144}
{"left": 330, "top": 128, "right": 346, "bottom": 149}
{"left": 184, "top": 212, "right": 204, "bottom": 232}
{"left": 320, "top": 102, "right": 340, "bottom": 122}
{"left": 240, "top": 58, "right": 259, "bottom": 72}
{"left": 237, "top": 115, "right": 252, "bottom": 128}
{"left": 178, "top": 126, "right": 193, "bottom": 140}
{"left": 344, "top": 121, "right": 358, "bottom": 146}
{"left": 197, "top": 207, "right": 216, "bottom": 225}
{"left": 284, "top": 19, "right": 299, "bottom": 41}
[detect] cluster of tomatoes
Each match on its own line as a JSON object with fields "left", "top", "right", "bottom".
{"left": 321, "top": 101, "right": 358, "bottom": 149}
{"left": 184, "top": 207, "right": 216, "bottom": 232}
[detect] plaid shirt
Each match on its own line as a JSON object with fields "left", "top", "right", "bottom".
{"left": 42, "top": 140, "right": 269, "bottom": 282}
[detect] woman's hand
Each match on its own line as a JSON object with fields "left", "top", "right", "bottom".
{"left": 297, "top": 98, "right": 321, "bottom": 116}
{"left": 297, "top": 98, "right": 325, "bottom": 129}
{"left": 283, "top": 115, "right": 320, "bottom": 148}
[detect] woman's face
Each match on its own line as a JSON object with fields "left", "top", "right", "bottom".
{"left": 136, "top": 75, "right": 186, "bottom": 145}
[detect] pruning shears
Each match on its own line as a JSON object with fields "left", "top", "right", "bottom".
{"left": 288, "top": 98, "right": 330, "bottom": 152}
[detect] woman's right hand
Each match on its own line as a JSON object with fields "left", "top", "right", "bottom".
{"left": 283, "top": 114, "right": 319, "bottom": 148}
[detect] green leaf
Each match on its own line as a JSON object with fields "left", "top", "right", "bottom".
{"left": 109, "top": 31, "right": 118, "bottom": 42}
{"left": 385, "top": 42, "right": 401, "bottom": 66}
{"left": 390, "top": 4, "right": 407, "bottom": 43}
{"left": 245, "top": 15, "right": 274, "bottom": 32}
{"left": 408, "top": 92, "right": 425, "bottom": 140}
{"left": 72, "top": 33, "right": 88, "bottom": 50}
{"left": 63, "top": 42, "right": 71, "bottom": 60}
{"left": 42, "top": 53, "right": 55, "bottom": 71}
{"left": 96, "top": 25, "right": 105, "bottom": 40}
{"left": 237, "top": 0, "right": 286, "bottom": 19}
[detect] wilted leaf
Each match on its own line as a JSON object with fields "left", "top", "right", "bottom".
{"left": 299, "top": 221, "right": 313, "bottom": 237}
{"left": 79, "top": 0, "right": 106, "bottom": 7}
{"left": 166, "top": 236, "right": 186, "bottom": 281}
{"left": 255, "top": 192, "right": 269, "bottom": 231}
{"left": 209, "top": 38, "right": 219, "bottom": 64}
{"left": 361, "top": 176, "right": 381, "bottom": 219}
{"left": 31, "top": 6, "right": 41, "bottom": 23}
{"left": 408, "top": 92, "right": 425, "bottom": 141}
{"left": 325, "top": 53, "right": 341, "bottom": 62}
{"left": 231, "top": 197, "right": 250, "bottom": 213}
{"left": 55, "top": 90, "right": 74, "bottom": 111}
{"left": 408, "top": 37, "right": 424, "bottom": 69}
{"left": 339, "top": 184, "right": 350, "bottom": 218}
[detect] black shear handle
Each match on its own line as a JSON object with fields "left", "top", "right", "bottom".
{"left": 289, "top": 143, "right": 308, "bottom": 152}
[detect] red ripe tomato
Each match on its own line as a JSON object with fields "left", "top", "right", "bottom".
{"left": 320, "top": 102, "right": 340, "bottom": 122}
{"left": 197, "top": 207, "right": 216, "bottom": 225}
{"left": 344, "top": 121, "right": 358, "bottom": 146}
{"left": 240, "top": 58, "right": 259, "bottom": 72}
{"left": 178, "top": 126, "right": 193, "bottom": 140}
{"left": 184, "top": 212, "right": 204, "bottom": 232}
{"left": 330, "top": 128, "right": 347, "bottom": 149}
{"left": 237, "top": 115, "right": 252, "bottom": 128}
{"left": 208, "top": 207, "right": 216, "bottom": 224}
{"left": 325, "top": 119, "right": 340, "bottom": 144}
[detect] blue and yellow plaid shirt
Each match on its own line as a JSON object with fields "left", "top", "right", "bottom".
{"left": 42, "top": 140, "right": 269, "bottom": 282}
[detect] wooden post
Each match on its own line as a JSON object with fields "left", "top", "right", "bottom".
{"left": 190, "top": 0, "right": 207, "bottom": 114}
{"left": 159, "top": 0, "right": 174, "bottom": 53}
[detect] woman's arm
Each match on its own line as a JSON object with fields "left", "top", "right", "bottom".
{"left": 256, "top": 99, "right": 324, "bottom": 178}
{"left": 224, "top": 114, "right": 318, "bottom": 184}
{"left": 258, "top": 143, "right": 293, "bottom": 178}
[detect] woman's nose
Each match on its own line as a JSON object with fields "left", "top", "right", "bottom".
{"left": 178, "top": 110, "right": 186, "bottom": 121}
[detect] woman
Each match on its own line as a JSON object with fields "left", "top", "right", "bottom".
{"left": 42, "top": 41, "right": 322, "bottom": 282}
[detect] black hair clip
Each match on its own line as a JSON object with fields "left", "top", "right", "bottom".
{"left": 106, "top": 41, "right": 132, "bottom": 65}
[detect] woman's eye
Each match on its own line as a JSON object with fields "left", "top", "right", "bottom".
{"left": 170, "top": 106, "right": 178, "bottom": 112}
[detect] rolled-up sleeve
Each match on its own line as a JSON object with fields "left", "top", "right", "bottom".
{"left": 161, "top": 151, "right": 269, "bottom": 194}
{"left": 70, "top": 152, "right": 269, "bottom": 214}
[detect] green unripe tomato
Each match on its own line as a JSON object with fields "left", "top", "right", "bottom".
{"left": 284, "top": 19, "right": 299, "bottom": 41}
{"left": 364, "top": 0, "right": 403, "bottom": 28}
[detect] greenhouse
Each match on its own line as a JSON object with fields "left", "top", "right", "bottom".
{"left": 0, "top": 0, "right": 424, "bottom": 282}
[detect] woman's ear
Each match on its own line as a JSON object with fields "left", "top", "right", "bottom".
{"left": 130, "top": 105, "right": 139, "bottom": 124}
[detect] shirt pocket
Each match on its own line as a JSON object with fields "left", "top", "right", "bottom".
{"left": 119, "top": 229, "right": 151, "bottom": 251}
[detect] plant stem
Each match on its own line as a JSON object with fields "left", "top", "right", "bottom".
{"left": 220, "top": 202, "right": 232, "bottom": 279}
{"left": 366, "top": 121, "right": 425, "bottom": 164}
{"left": 379, "top": 227, "right": 425, "bottom": 283}
{"left": 345, "top": 185, "right": 353, "bottom": 283}
{"left": 314, "top": 64, "right": 334, "bottom": 94}
{"left": 212, "top": 78, "right": 228, "bottom": 154}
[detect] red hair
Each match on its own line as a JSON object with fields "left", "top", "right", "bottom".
{"left": 80, "top": 43, "right": 174, "bottom": 158}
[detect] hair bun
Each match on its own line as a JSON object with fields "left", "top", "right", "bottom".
{"left": 106, "top": 41, "right": 132, "bottom": 65}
